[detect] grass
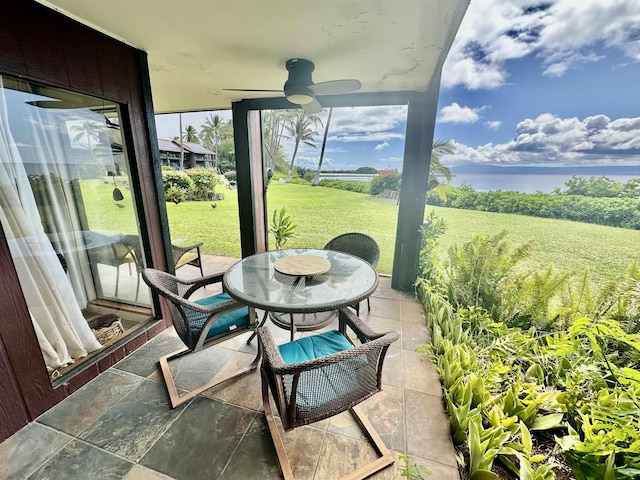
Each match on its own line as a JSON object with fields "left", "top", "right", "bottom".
{"left": 81, "top": 180, "right": 640, "bottom": 289}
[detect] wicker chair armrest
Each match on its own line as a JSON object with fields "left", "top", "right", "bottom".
{"left": 142, "top": 268, "right": 231, "bottom": 313}
{"left": 337, "top": 307, "right": 385, "bottom": 343}
{"left": 182, "top": 272, "right": 226, "bottom": 298}
{"left": 171, "top": 241, "right": 204, "bottom": 256}
{"left": 258, "top": 326, "right": 399, "bottom": 376}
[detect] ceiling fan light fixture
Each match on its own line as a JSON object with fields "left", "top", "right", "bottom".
{"left": 286, "top": 92, "right": 314, "bottom": 105}
{"left": 285, "top": 81, "right": 315, "bottom": 105}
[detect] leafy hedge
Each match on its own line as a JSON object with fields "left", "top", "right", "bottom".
{"left": 161, "top": 169, "right": 218, "bottom": 203}
{"left": 317, "top": 179, "right": 371, "bottom": 194}
{"left": 414, "top": 212, "right": 640, "bottom": 480}
{"left": 427, "top": 188, "right": 640, "bottom": 230}
{"left": 370, "top": 169, "right": 400, "bottom": 195}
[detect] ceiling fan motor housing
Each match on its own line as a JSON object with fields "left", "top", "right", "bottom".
{"left": 284, "top": 58, "right": 316, "bottom": 104}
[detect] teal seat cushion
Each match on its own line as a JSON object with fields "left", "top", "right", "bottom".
{"left": 194, "top": 293, "right": 251, "bottom": 338}
{"left": 278, "top": 330, "right": 352, "bottom": 364}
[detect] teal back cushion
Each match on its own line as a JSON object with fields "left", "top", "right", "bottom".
{"left": 278, "top": 330, "right": 352, "bottom": 364}
{"left": 194, "top": 293, "right": 251, "bottom": 338}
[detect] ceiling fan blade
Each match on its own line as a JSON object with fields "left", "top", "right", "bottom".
{"left": 309, "top": 79, "right": 361, "bottom": 95}
{"left": 222, "top": 88, "right": 282, "bottom": 92}
{"left": 301, "top": 98, "right": 322, "bottom": 114}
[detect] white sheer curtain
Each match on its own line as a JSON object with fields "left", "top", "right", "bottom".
{"left": 0, "top": 76, "right": 101, "bottom": 371}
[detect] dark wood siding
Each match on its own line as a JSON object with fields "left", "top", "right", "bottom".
{"left": 0, "top": 1, "right": 167, "bottom": 441}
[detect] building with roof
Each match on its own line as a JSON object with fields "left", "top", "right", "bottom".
{"left": 157, "top": 139, "right": 216, "bottom": 169}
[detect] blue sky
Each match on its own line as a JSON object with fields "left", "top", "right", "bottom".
{"left": 155, "top": 0, "right": 640, "bottom": 171}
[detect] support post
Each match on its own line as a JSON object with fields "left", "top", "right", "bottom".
{"left": 392, "top": 71, "right": 442, "bottom": 291}
{"left": 232, "top": 103, "right": 266, "bottom": 257}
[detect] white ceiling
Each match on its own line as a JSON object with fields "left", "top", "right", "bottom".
{"left": 37, "top": 0, "right": 469, "bottom": 114}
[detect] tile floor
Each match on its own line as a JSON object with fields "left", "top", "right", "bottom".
{"left": 0, "top": 275, "right": 459, "bottom": 480}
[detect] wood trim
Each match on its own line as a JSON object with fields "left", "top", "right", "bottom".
{"left": 0, "top": 337, "right": 29, "bottom": 441}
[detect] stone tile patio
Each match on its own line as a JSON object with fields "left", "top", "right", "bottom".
{"left": 0, "top": 274, "right": 459, "bottom": 480}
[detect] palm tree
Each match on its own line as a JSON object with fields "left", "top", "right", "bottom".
{"left": 312, "top": 108, "right": 333, "bottom": 186}
{"left": 70, "top": 120, "right": 103, "bottom": 152}
{"left": 427, "top": 140, "right": 455, "bottom": 199}
{"left": 284, "top": 111, "right": 322, "bottom": 182}
{"left": 200, "top": 114, "right": 224, "bottom": 172}
{"left": 263, "top": 110, "right": 294, "bottom": 173}
{"left": 182, "top": 125, "right": 199, "bottom": 143}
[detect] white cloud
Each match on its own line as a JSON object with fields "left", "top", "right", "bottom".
{"left": 486, "top": 120, "right": 502, "bottom": 130}
{"left": 440, "top": 113, "right": 640, "bottom": 166}
{"left": 374, "top": 141, "right": 390, "bottom": 151}
{"left": 443, "top": 0, "right": 640, "bottom": 90}
{"left": 330, "top": 106, "right": 407, "bottom": 134}
{"left": 438, "top": 103, "right": 482, "bottom": 123}
{"left": 295, "top": 155, "right": 320, "bottom": 168}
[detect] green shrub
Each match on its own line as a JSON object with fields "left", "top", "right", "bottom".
{"left": 165, "top": 185, "right": 186, "bottom": 204}
{"left": 162, "top": 171, "right": 193, "bottom": 196}
{"left": 289, "top": 177, "right": 310, "bottom": 185}
{"left": 370, "top": 168, "right": 400, "bottom": 195}
{"left": 318, "top": 179, "right": 371, "bottom": 194}
{"left": 187, "top": 168, "right": 217, "bottom": 200}
{"left": 426, "top": 187, "right": 640, "bottom": 230}
{"left": 416, "top": 211, "right": 640, "bottom": 480}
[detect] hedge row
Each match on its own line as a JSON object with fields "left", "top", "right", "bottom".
{"left": 427, "top": 188, "right": 640, "bottom": 230}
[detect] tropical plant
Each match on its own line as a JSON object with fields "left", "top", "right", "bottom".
{"left": 399, "top": 456, "right": 431, "bottom": 478}
{"left": 182, "top": 124, "right": 199, "bottom": 143}
{"left": 427, "top": 140, "right": 454, "bottom": 199}
{"left": 263, "top": 110, "right": 294, "bottom": 174}
{"left": 284, "top": 110, "right": 321, "bottom": 182}
{"left": 270, "top": 207, "right": 298, "bottom": 250}
{"left": 416, "top": 211, "right": 640, "bottom": 479}
{"left": 70, "top": 119, "right": 104, "bottom": 152}
{"left": 199, "top": 114, "right": 227, "bottom": 172}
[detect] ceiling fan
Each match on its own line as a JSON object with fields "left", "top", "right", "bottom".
{"left": 224, "top": 58, "right": 361, "bottom": 113}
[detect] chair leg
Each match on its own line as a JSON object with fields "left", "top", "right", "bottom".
{"left": 160, "top": 343, "right": 261, "bottom": 409}
{"left": 247, "top": 310, "right": 269, "bottom": 344}
{"left": 262, "top": 374, "right": 395, "bottom": 480}
{"left": 115, "top": 266, "right": 120, "bottom": 297}
{"left": 134, "top": 271, "right": 141, "bottom": 302}
{"left": 261, "top": 369, "right": 295, "bottom": 480}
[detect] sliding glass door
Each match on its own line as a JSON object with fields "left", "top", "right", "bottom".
{"left": 0, "top": 74, "right": 150, "bottom": 377}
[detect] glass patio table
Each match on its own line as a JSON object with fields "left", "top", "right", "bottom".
{"left": 223, "top": 248, "right": 378, "bottom": 340}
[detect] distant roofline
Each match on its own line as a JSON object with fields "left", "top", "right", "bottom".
{"left": 157, "top": 138, "right": 215, "bottom": 155}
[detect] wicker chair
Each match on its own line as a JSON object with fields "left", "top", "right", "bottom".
{"left": 324, "top": 232, "right": 380, "bottom": 314}
{"left": 172, "top": 241, "right": 204, "bottom": 276}
{"left": 142, "top": 268, "right": 259, "bottom": 408}
{"left": 258, "top": 308, "right": 399, "bottom": 479}
{"left": 86, "top": 232, "right": 142, "bottom": 300}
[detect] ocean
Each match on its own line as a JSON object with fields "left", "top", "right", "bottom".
{"left": 319, "top": 169, "right": 640, "bottom": 194}
{"left": 448, "top": 173, "right": 640, "bottom": 194}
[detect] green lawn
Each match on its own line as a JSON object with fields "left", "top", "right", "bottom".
{"left": 83, "top": 180, "right": 640, "bottom": 289}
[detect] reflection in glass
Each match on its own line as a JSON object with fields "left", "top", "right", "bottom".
{"left": 0, "top": 75, "right": 149, "bottom": 375}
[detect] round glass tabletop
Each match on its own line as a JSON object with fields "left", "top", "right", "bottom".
{"left": 222, "top": 248, "right": 378, "bottom": 314}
